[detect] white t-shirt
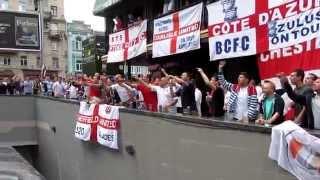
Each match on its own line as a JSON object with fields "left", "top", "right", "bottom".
{"left": 312, "top": 95, "right": 320, "bottom": 129}
{"left": 174, "top": 83, "right": 182, "bottom": 108}
{"left": 151, "top": 85, "right": 172, "bottom": 109}
{"left": 195, "top": 88, "right": 202, "bottom": 116}
{"left": 235, "top": 87, "right": 249, "bottom": 120}
{"left": 69, "top": 85, "right": 78, "bottom": 99}
{"left": 256, "top": 86, "right": 263, "bottom": 103}
{"left": 112, "top": 83, "right": 133, "bottom": 103}
{"left": 53, "top": 81, "right": 64, "bottom": 97}
{"left": 195, "top": 88, "right": 202, "bottom": 104}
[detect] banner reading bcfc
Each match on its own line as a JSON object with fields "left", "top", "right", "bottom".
{"left": 207, "top": 0, "right": 257, "bottom": 61}
{"left": 152, "top": 3, "right": 203, "bottom": 58}
{"left": 108, "top": 20, "right": 147, "bottom": 63}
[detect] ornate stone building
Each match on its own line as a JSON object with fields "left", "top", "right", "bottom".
{"left": 0, "top": 0, "right": 67, "bottom": 79}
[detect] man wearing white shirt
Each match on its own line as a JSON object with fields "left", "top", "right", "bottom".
{"left": 136, "top": 76, "right": 177, "bottom": 113}
{"left": 23, "top": 77, "right": 33, "bottom": 95}
{"left": 53, "top": 77, "right": 65, "bottom": 98}
{"left": 111, "top": 74, "right": 133, "bottom": 106}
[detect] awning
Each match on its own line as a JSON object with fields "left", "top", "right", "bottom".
{"left": 93, "top": 0, "right": 122, "bottom": 16}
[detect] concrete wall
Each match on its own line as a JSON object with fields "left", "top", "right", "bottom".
{"left": 0, "top": 96, "right": 296, "bottom": 180}
{"left": 0, "top": 96, "right": 37, "bottom": 146}
{"left": 33, "top": 98, "right": 295, "bottom": 180}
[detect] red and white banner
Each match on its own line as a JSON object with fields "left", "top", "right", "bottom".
{"left": 269, "top": 121, "right": 320, "bottom": 180}
{"left": 152, "top": 3, "right": 203, "bottom": 58}
{"left": 258, "top": 37, "right": 320, "bottom": 80}
{"left": 97, "top": 104, "right": 120, "bottom": 150}
{"left": 108, "top": 20, "right": 147, "bottom": 63}
{"left": 207, "top": 0, "right": 320, "bottom": 60}
{"left": 207, "top": 0, "right": 257, "bottom": 60}
{"left": 74, "top": 102, "right": 99, "bottom": 142}
{"left": 74, "top": 102, "right": 121, "bottom": 150}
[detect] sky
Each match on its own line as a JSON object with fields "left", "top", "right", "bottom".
{"left": 64, "top": 0, "right": 105, "bottom": 32}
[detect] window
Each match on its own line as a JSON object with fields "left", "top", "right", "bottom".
{"left": 3, "top": 57, "right": 11, "bottom": 65}
{"left": 0, "top": 0, "right": 8, "bottom": 10}
{"left": 72, "top": 40, "right": 76, "bottom": 50}
{"left": 52, "top": 57, "right": 59, "bottom": 69}
{"left": 20, "top": 56, "right": 27, "bottom": 66}
{"left": 76, "top": 63, "right": 82, "bottom": 71}
{"left": 76, "top": 40, "right": 82, "bottom": 51}
{"left": 52, "top": 42, "right": 57, "bottom": 51}
{"left": 18, "top": 0, "right": 28, "bottom": 11}
{"left": 45, "top": 21, "right": 49, "bottom": 29}
{"left": 36, "top": 57, "right": 41, "bottom": 67}
{"left": 51, "top": 6, "right": 57, "bottom": 17}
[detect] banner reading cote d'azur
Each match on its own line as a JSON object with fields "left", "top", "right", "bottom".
{"left": 207, "top": 0, "right": 320, "bottom": 61}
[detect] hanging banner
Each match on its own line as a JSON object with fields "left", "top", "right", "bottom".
{"left": 107, "top": 20, "right": 147, "bottom": 63}
{"left": 207, "top": 0, "right": 320, "bottom": 60}
{"left": 152, "top": 3, "right": 203, "bottom": 58}
{"left": 207, "top": 0, "right": 257, "bottom": 60}
{"left": 263, "top": 0, "right": 320, "bottom": 51}
{"left": 74, "top": 102, "right": 121, "bottom": 150}
{"left": 97, "top": 104, "right": 120, "bottom": 150}
{"left": 74, "top": 102, "right": 99, "bottom": 142}
{"left": 269, "top": 121, "right": 320, "bottom": 180}
{"left": 258, "top": 37, "right": 320, "bottom": 80}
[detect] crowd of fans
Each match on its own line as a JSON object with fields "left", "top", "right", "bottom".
{"left": 1, "top": 61, "right": 319, "bottom": 130}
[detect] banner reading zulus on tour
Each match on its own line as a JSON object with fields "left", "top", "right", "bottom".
{"left": 108, "top": 20, "right": 147, "bottom": 63}
{"left": 207, "top": 0, "right": 320, "bottom": 60}
{"left": 152, "top": 3, "right": 203, "bottom": 58}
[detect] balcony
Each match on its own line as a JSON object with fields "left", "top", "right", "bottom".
{"left": 42, "top": 8, "right": 52, "bottom": 20}
{"left": 48, "top": 23, "right": 65, "bottom": 40}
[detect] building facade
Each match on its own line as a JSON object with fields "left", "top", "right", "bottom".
{"left": 82, "top": 31, "right": 106, "bottom": 75}
{"left": 67, "top": 21, "right": 93, "bottom": 74}
{"left": 93, "top": 0, "right": 260, "bottom": 81}
{"left": 0, "top": 0, "right": 67, "bottom": 79}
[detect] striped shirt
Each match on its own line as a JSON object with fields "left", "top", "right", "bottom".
{"left": 218, "top": 72, "right": 258, "bottom": 120}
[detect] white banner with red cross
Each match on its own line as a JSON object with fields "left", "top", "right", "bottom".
{"left": 97, "top": 104, "right": 120, "bottom": 150}
{"left": 207, "top": 0, "right": 320, "bottom": 60}
{"left": 269, "top": 121, "right": 320, "bottom": 180}
{"left": 152, "top": 3, "right": 203, "bottom": 58}
{"left": 74, "top": 101, "right": 99, "bottom": 142}
{"left": 74, "top": 102, "right": 121, "bottom": 150}
{"left": 207, "top": 0, "right": 257, "bottom": 61}
{"left": 108, "top": 20, "right": 147, "bottom": 63}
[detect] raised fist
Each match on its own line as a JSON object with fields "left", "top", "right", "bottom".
{"left": 218, "top": 60, "right": 226, "bottom": 70}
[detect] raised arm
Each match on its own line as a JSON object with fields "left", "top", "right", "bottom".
{"left": 161, "top": 68, "right": 187, "bottom": 85}
{"left": 161, "top": 68, "right": 170, "bottom": 77}
{"left": 281, "top": 77, "right": 307, "bottom": 105}
{"left": 132, "top": 77, "right": 153, "bottom": 90}
{"left": 217, "top": 61, "right": 233, "bottom": 91}
{"left": 196, "top": 68, "right": 214, "bottom": 89}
